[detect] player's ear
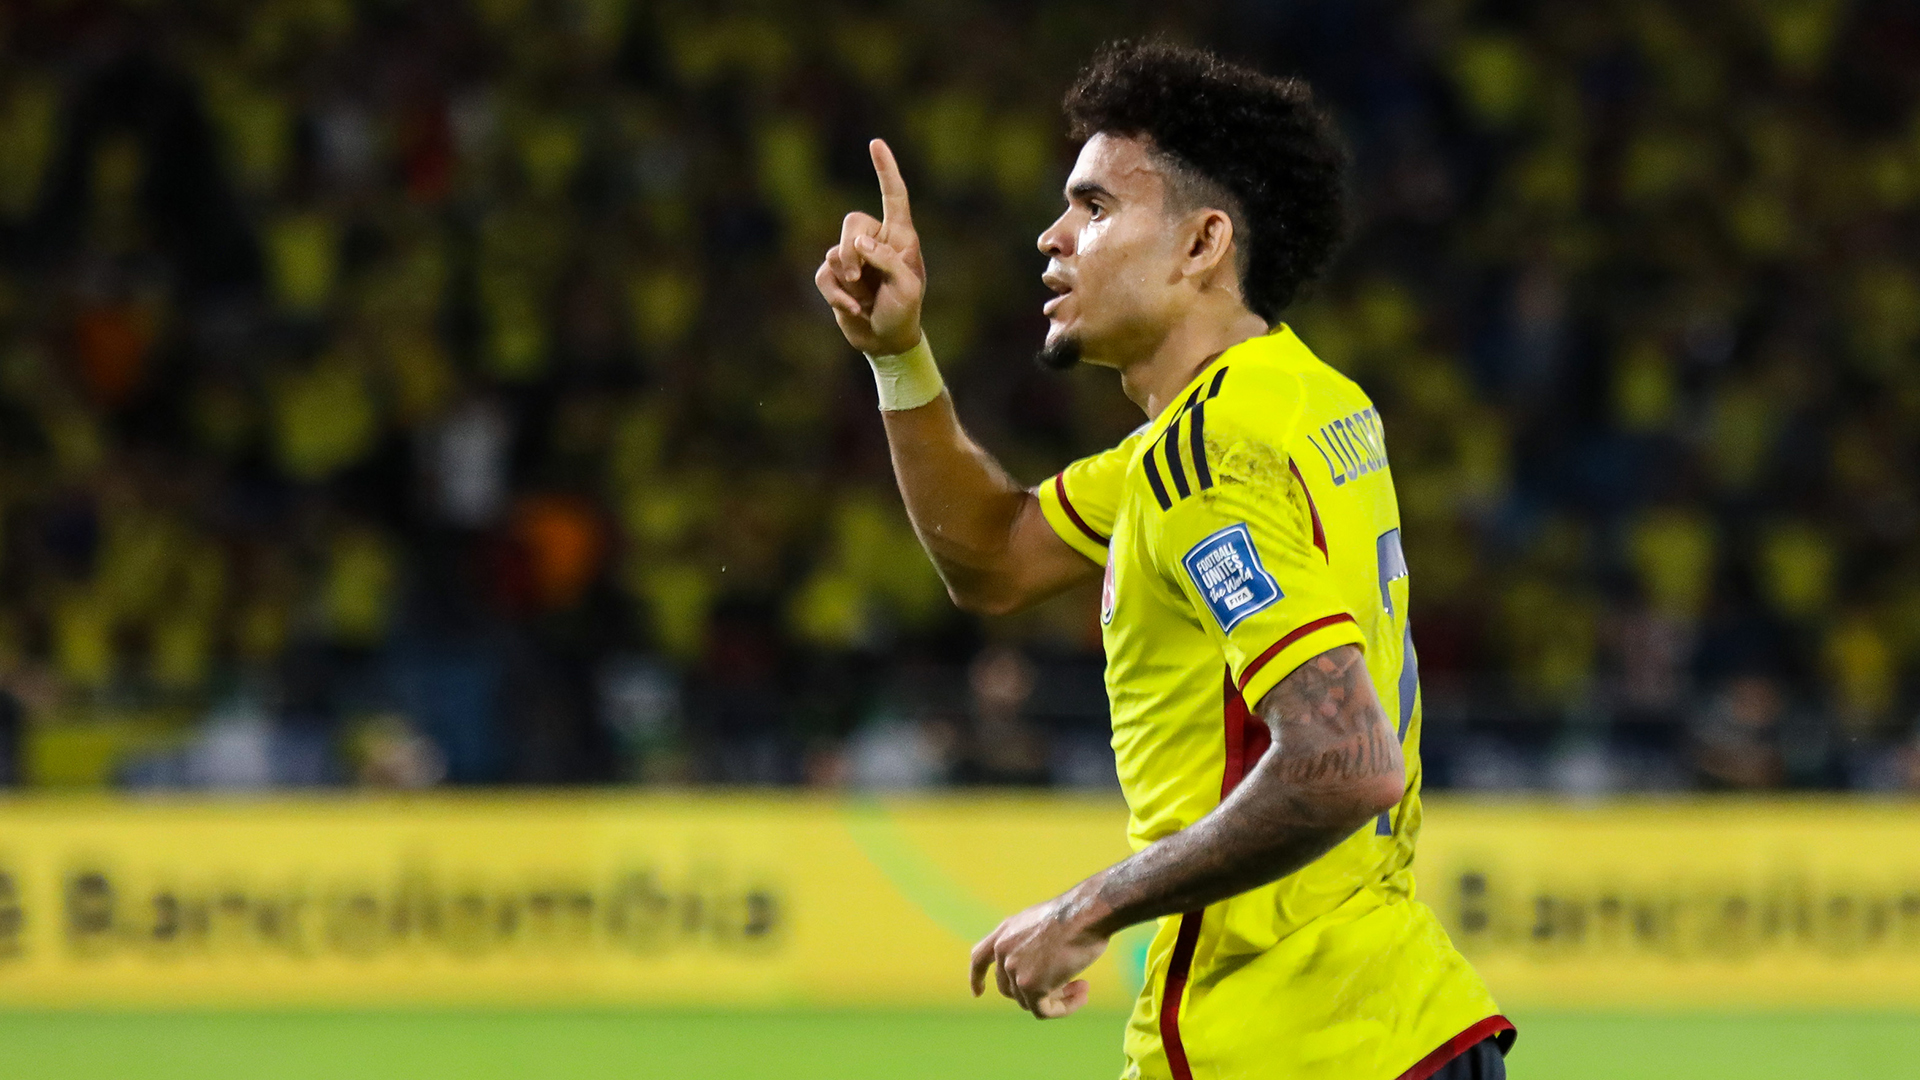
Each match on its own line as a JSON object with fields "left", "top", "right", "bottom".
{"left": 1184, "top": 208, "right": 1235, "bottom": 282}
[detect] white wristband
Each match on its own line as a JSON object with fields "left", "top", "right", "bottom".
{"left": 865, "top": 335, "right": 945, "bottom": 411}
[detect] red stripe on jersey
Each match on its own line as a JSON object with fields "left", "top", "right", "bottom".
{"left": 1158, "top": 910, "right": 1204, "bottom": 1080}
{"left": 1220, "top": 667, "right": 1271, "bottom": 797}
{"left": 1236, "top": 613, "right": 1359, "bottom": 696}
{"left": 1158, "top": 673, "right": 1277, "bottom": 1080}
{"left": 1052, "top": 473, "right": 1109, "bottom": 546}
{"left": 1289, "top": 458, "right": 1329, "bottom": 561}
{"left": 1395, "top": 1016, "right": 1516, "bottom": 1080}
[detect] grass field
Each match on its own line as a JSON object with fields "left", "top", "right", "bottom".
{"left": 2, "top": 1010, "right": 1916, "bottom": 1079}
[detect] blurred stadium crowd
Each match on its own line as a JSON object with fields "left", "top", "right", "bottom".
{"left": 0, "top": 0, "right": 1917, "bottom": 794}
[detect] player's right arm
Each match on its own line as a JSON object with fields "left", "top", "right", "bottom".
{"left": 969, "top": 644, "right": 1399, "bottom": 1018}
{"left": 814, "top": 139, "right": 1099, "bottom": 616}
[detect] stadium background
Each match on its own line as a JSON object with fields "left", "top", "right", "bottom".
{"left": 0, "top": 0, "right": 1918, "bottom": 1077}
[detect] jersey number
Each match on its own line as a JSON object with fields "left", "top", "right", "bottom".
{"left": 1375, "top": 528, "right": 1416, "bottom": 837}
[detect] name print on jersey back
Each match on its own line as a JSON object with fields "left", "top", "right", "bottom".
{"left": 1308, "top": 406, "right": 1389, "bottom": 486}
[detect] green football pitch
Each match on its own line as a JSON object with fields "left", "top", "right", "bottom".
{"left": 1, "top": 1009, "right": 1913, "bottom": 1078}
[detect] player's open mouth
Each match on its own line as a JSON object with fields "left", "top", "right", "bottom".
{"left": 1042, "top": 278, "right": 1072, "bottom": 317}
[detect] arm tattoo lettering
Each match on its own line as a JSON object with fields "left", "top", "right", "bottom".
{"left": 1264, "top": 647, "right": 1403, "bottom": 788}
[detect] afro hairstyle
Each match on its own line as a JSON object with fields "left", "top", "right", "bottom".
{"left": 1063, "top": 40, "right": 1349, "bottom": 323}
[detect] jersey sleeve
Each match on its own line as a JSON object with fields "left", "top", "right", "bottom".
{"left": 1151, "top": 414, "right": 1365, "bottom": 709}
{"left": 1036, "top": 427, "right": 1146, "bottom": 565}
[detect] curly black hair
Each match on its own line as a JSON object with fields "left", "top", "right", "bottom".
{"left": 1063, "top": 40, "right": 1349, "bottom": 323}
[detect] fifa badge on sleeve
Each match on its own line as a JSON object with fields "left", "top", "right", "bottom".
{"left": 1182, "top": 523, "right": 1281, "bottom": 632}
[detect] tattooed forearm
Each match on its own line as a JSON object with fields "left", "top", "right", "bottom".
{"left": 1067, "top": 645, "right": 1405, "bottom": 937}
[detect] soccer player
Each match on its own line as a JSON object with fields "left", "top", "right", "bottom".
{"left": 814, "top": 41, "right": 1510, "bottom": 1080}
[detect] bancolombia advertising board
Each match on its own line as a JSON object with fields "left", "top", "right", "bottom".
{"left": 0, "top": 795, "right": 1914, "bottom": 1008}
{"left": 0, "top": 794, "right": 1143, "bottom": 1008}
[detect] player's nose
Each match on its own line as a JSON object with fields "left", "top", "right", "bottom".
{"left": 1036, "top": 212, "right": 1072, "bottom": 259}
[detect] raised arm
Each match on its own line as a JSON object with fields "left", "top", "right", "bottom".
{"left": 968, "top": 644, "right": 1404, "bottom": 1017}
{"left": 876, "top": 400, "right": 1098, "bottom": 615}
{"left": 815, "top": 140, "right": 1098, "bottom": 615}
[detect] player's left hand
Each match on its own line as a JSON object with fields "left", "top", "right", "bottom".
{"left": 969, "top": 893, "right": 1109, "bottom": 1019}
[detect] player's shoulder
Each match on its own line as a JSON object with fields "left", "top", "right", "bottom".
{"left": 1125, "top": 343, "right": 1281, "bottom": 513}
{"left": 1196, "top": 328, "right": 1371, "bottom": 455}
{"left": 1213, "top": 325, "right": 1373, "bottom": 425}
{"left": 1128, "top": 327, "right": 1373, "bottom": 512}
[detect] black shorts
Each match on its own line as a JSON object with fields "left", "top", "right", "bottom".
{"left": 1426, "top": 1035, "right": 1511, "bottom": 1080}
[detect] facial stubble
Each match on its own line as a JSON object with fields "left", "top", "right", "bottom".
{"left": 1034, "top": 335, "right": 1082, "bottom": 372}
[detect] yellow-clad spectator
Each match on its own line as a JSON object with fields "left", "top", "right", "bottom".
{"left": 324, "top": 526, "right": 398, "bottom": 648}
{"left": 1825, "top": 607, "right": 1896, "bottom": 738}
{"left": 1759, "top": 520, "right": 1837, "bottom": 623}
{"left": 269, "top": 353, "right": 380, "bottom": 481}
{"left": 265, "top": 211, "right": 341, "bottom": 315}
{"left": 1630, "top": 507, "right": 1716, "bottom": 622}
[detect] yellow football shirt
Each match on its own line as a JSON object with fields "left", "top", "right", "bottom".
{"left": 1038, "top": 327, "right": 1508, "bottom": 1080}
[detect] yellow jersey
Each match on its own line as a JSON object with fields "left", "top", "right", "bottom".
{"left": 1037, "top": 327, "right": 1509, "bottom": 1080}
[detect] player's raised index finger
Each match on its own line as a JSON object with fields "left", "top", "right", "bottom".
{"left": 870, "top": 139, "right": 913, "bottom": 227}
